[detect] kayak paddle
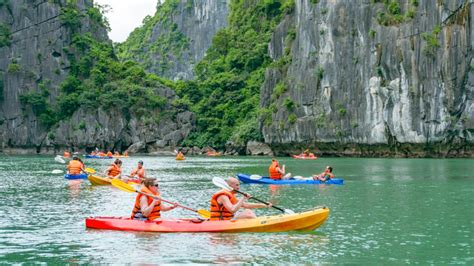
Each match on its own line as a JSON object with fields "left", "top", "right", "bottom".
{"left": 84, "top": 167, "right": 96, "bottom": 174}
{"left": 212, "top": 177, "right": 295, "bottom": 214}
{"left": 111, "top": 179, "right": 210, "bottom": 219}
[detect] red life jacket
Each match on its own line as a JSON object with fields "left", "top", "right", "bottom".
{"left": 131, "top": 187, "right": 161, "bottom": 220}
{"left": 210, "top": 190, "right": 238, "bottom": 221}
{"left": 67, "top": 160, "right": 82, "bottom": 174}
{"left": 269, "top": 162, "right": 282, "bottom": 180}
{"left": 107, "top": 163, "right": 121, "bottom": 177}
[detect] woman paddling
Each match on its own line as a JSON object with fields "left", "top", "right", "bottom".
{"left": 131, "top": 178, "right": 177, "bottom": 221}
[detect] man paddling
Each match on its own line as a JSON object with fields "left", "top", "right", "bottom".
{"left": 210, "top": 177, "right": 271, "bottom": 220}
{"left": 130, "top": 160, "right": 146, "bottom": 179}
{"left": 105, "top": 159, "right": 122, "bottom": 179}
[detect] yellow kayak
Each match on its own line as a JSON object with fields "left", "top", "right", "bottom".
{"left": 85, "top": 207, "right": 329, "bottom": 233}
{"left": 88, "top": 175, "right": 141, "bottom": 186}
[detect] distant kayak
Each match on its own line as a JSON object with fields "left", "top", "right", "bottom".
{"left": 237, "top": 174, "right": 344, "bottom": 185}
{"left": 85, "top": 207, "right": 329, "bottom": 233}
{"left": 292, "top": 154, "right": 318, "bottom": 160}
{"left": 64, "top": 173, "right": 88, "bottom": 180}
{"left": 85, "top": 155, "right": 113, "bottom": 159}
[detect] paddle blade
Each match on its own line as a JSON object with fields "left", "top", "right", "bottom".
{"left": 197, "top": 209, "right": 211, "bottom": 219}
{"left": 85, "top": 167, "right": 96, "bottom": 174}
{"left": 111, "top": 179, "right": 136, "bottom": 193}
{"left": 52, "top": 169, "right": 63, "bottom": 174}
{"left": 212, "top": 177, "right": 232, "bottom": 191}
{"left": 284, "top": 209, "right": 295, "bottom": 214}
{"left": 249, "top": 174, "right": 262, "bottom": 180}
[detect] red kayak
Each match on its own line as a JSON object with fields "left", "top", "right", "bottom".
{"left": 292, "top": 154, "right": 318, "bottom": 160}
{"left": 85, "top": 207, "right": 329, "bottom": 233}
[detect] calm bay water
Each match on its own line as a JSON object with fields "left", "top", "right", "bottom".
{"left": 0, "top": 155, "right": 473, "bottom": 264}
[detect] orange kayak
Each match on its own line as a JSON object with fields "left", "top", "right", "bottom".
{"left": 85, "top": 207, "right": 329, "bottom": 233}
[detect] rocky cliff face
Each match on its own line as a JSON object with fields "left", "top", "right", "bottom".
{"left": 0, "top": 0, "right": 194, "bottom": 154}
{"left": 261, "top": 0, "right": 473, "bottom": 157}
{"left": 118, "top": 0, "right": 230, "bottom": 80}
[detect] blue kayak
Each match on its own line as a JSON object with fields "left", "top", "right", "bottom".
{"left": 237, "top": 174, "right": 344, "bottom": 185}
{"left": 64, "top": 173, "right": 88, "bottom": 180}
{"left": 84, "top": 155, "right": 112, "bottom": 159}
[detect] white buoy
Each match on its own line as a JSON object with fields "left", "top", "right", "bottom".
{"left": 54, "top": 155, "right": 66, "bottom": 164}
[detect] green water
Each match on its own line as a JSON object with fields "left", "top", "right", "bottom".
{"left": 0, "top": 155, "right": 472, "bottom": 264}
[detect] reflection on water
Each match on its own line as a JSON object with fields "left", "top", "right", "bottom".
{"left": 0, "top": 156, "right": 473, "bottom": 264}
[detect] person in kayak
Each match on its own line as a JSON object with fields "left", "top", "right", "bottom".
{"left": 130, "top": 160, "right": 146, "bottom": 179}
{"left": 131, "top": 178, "right": 177, "bottom": 220}
{"left": 313, "top": 166, "right": 334, "bottom": 181}
{"left": 106, "top": 151, "right": 113, "bottom": 157}
{"left": 268, "top": 159, "right": 291, "bottom": 180}
{"left": 105, "top": 159, "right": 122, "bottom": 179}
{"left": 210, "top": 177, "right": 271, "bottom": 220}
{"left": 67, "top": 156, "right": 85, "bottom": 175}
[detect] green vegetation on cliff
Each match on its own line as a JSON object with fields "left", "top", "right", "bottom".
{"left": 116, "top": 0, "right": 189, "bottom": 76}
{"left": 171, "top": 0, "right": 293, "bottom": 148}
{"left": 19, "top": 2, "right": 168, "bottom": 128}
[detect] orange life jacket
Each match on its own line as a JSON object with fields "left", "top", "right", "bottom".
{"left": 131, "top": 187, "right": 161, "bottom": 220}
{"left": 107, "top": 163, "right": 121, "bottom": 177}
{"left": 210, "top": 190, "right": 238, "bottom": 221}
{"left": 67, "top": 160, "right": 82, "bottom": 175}
{"left": 269, "top": 162, "right": 282, "bottom": 180}
{"left": 106, "top": 151, "right": 113, "bottom": 157}
{"left": 131, "top": 167, "right": 145, "bottom": 179}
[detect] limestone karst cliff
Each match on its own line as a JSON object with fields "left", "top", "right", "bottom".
{"left": 0, "top": 0, "right": 193, "bottom": 154}
{"left": 117, "top": 0, "right": 230, "bottom": 80}
{"left": 260, "top": 0, "right": 473, "bottom": 157}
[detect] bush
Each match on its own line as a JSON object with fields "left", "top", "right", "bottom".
{"left": 60, "top": 5, "right": 83, "bottom": 31}
{"left": 283, "top": 97, "right": 295, "bottom": 111}
{"left": 316, "top": 67, "right": 324, "bottom": 80}
{"left": 8, "top": 63, "right": 20, "bottom": 73}
{"left": 0, "top": 23, "right": 11, "bottom": 47}
{"left": 288, "top": 113, "right": 297, "bottom": 124}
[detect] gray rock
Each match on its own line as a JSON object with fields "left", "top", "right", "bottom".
{"left": 246, "top": 141, "right": 273, "bottom": 156}
{"left": 260, "top": 0, "right": 473, "bottom": 157}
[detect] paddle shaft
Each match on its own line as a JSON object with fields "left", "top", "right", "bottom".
{"left": 233, "top": 190, "right": 285, "bottom": 213}
{"left": 136, "top": 190, "right": 199, "bottom": 213}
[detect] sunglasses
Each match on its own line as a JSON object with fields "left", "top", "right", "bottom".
{"left": 153, "top": 184, "right": 159, "bottom": 187}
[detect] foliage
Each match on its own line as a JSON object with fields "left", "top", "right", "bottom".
{"left": 316, "top": 66, "right": 324, "bottom": 80}
{"left": 116, "top": 0, "right": 190, "bottom": 77}
{"left": 369, "top": 29, "right": 376, "bottom": 39}
{"left": 20, "top": 5, "right": 170, "bottom": 128}
{"left": 288, "top": 113, "right": 297, "bottom": 124}
{"left": 7, "top": 63, "right": 20, "bottom": 73}
{"left": 60, "top": 3, "right": 83, "bottom": 31}
{"left": 0, "top": 23, "right": 11, "bottom": 47}
{"left": 376, "top": 0, "right": 418, "bottom": 26}
{"left": 170, "top": 0, "right": 291, "bottom": 148}
{"left": 87, "top": 3, "right": 111, "bottom": 31}
{"left": 283, "top": 97, "right": 295, "bottom": 111}
{"left": 0, "top": 73, "right": 3, "bottom": 101}
{"left": 422, "top": 25, "right": 441, "bottom": 57}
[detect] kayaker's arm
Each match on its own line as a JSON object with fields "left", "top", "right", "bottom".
{"left": 160, "top": 202, "right": 178, "bottom": 212}
{"left": 218, "top": 195, "right": 248, "bottom": 213}
{"left": 242, "top": 202, "right": 272, "bottom": 209}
